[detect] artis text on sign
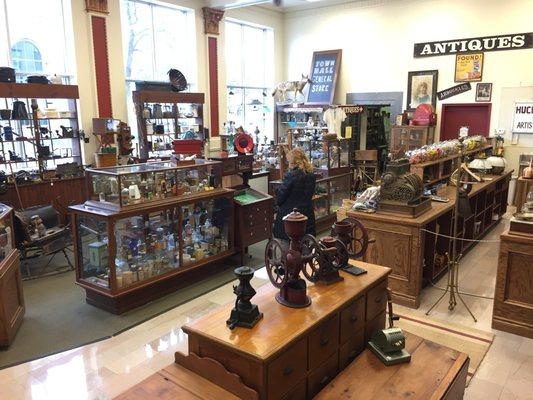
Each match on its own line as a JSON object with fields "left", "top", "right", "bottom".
{"left": 414, "top": 33, "right": 533, "bottom": 57}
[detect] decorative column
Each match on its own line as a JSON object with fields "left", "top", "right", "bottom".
{"left": 86, "top": 0, "right": 113, "bottom": 118}
{"left": 202, "top": 7, "right": 225, "bottom": 138}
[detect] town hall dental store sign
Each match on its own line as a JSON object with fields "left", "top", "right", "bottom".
{"left": 413, "top": 33, "right": 533, "bottom": 57}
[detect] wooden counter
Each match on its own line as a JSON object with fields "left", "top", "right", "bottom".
{"left": 177, "top": 261, "right": 391, "bottom": 399}
{"left": 347, "top": 171, "right": 511, "bottom": 308}
{"left": 492, "top": 229, "right": 533, "bottom": 339}
{"left": 315, "top": 332, "right": 469, "bottom": 400}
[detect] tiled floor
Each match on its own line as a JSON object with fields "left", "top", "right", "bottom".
{"left": 0, "top": 212, "right": 532, "bottom": 399}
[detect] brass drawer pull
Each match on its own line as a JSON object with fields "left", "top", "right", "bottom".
{"left": 320, "top": 337, "right": 329, "bottom": 347}
{"left": 283, "top": 366, "right": 293, "bottom": 376}
{"left": 320, "top": 375, "right": 330, "bottom": 385}
{"left": 350, "top": 315, "right": 358, "bottom": 323}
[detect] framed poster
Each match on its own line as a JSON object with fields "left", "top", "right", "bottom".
{"left": 512, "top": 101, "right": 533, "bottom": 134}
{"left": 455, "top": 53, "right": 484, "bottom": 82}
{"left": 306, "top": 49, "right": 342, "bottom": 105}
{"left": 476, "top": 83, "right": 492, "bottom": 102}
{"left": 406, "top": 70, "right": 438, "bottom": 110}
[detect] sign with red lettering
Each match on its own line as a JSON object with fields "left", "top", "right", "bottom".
{"left": 413, "top": 33, "right": 533, "bottom": 57}
{"left": 306, "top": 49, "right": 342, "bottom": 105}
{"left": 513, "top": 102, "right": 533, "bottom": 134}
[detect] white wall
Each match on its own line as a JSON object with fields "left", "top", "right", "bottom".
{"left": 283, "top": 0, "right": 533, "bottom": 147}
{"left": 70, "top": 0, "right": 284, "bottom": 160}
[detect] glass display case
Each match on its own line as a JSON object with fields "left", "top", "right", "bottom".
{"left": 299, "top": 137, "right": 350, "bottom": 177}
{"left": 269, "top": 172, "right": 352, "bottom": 232}
{"left": 86, "top": 159, "right": 222, "bottom": 211}
{"left": 70, "top": 189, "right": 235, "bottom": 314}
{"left": 0, "top": 204, "right": 14, "bottom": 264}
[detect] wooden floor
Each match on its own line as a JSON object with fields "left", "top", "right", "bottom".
{"left": 0, "top": 210, "right": 532, "bottom": 399}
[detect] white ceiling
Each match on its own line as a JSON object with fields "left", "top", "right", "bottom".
{"left": 206, "top": 0, "right": 355, "bottom": 12}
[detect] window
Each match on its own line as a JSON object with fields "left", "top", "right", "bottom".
{"left": 11, "top": 40, "right": 43, "bottom": 73}
{"left": 121, "top": 0, "right": 197, "bottom": 151}
{"left": 0, "top": 0, "right": 75, "bottom": 82}
{"left": 225, "top": 19, "right": 274, "bottom": 140}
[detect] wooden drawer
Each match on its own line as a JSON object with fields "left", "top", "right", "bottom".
{"left": 281, "top": 379, "right": 306, "bottom": 400}
{"left": 308, "top": 314, "right": 339, "bottom": 370}
{"left": 365, "top": 311, "right": 385, "bottom": 342}
{"left": 307, "top": 353, "right": 339, "bottom": 399}
{"left": 268, "top": 337, "right": 307, "bottom": 400}
{"left": 339, "top": 329, "right": 365, "bottom": 370}
{"left": 339, "top": 295, "right": 365, "bottom": 344}
{"left": 366, "top": 280, "right": 387, "bottom": 321}
{"left": 243, "top": 203, "right": 270, "bottom": 223}
{"left": 221, "top": 159, "right": 237, "bottom": 175}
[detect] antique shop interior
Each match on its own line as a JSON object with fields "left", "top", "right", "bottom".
{"left": 0, "top": 0, "right": 532, "bottom": 399}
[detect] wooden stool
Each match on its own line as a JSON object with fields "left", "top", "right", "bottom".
{"left": 315, "top": 332, "right": 469, "bottom": 400}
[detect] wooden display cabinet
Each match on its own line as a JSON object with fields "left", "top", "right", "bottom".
{"left": 348, "top": 171, "right": 511, "bottom": 308}
{"left": 132, "top": 90, "right": 204, "bottom": 161}
{"left": 492, "top": 229, "right": 533, "bottom": 339}
{"left": 389, "top": 125, "right": 435, "bottom": 155}
{"left": 0, "top": 203, "right": 24, "bottom": 347}
{"left": 0, "top": 82, "right": 83, "bottom": 176}
{"left": 70, "top": 188, "right": 235, "bottom": 314}
{"left": 178, "top": 262, "right": 390, "bottom": 400}
{"left": 233, "top": 188, "right": 273, "bottom": 265}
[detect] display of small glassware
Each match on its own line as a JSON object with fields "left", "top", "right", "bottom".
{"left": 0, "top": 204, "right": 13, "bottom": 263}
{"left": 405, "top": 135, "right": 487, "bottom": 164}
{"left": 297, "top": 133, "right": 349, "bottom": 172}
{"left": 73, "top": 195, "right": 232, "bottom": 290}
{"left": 86, "top": 160, "right": 222, "bottom": 210}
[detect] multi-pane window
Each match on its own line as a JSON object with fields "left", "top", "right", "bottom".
{"left": 225, "top": 19, "right": 274, "bottom": 140}
{"left": 0, "top": 0, "right": 75, "bottom": 82}
{"left": 120, "top": 0, "right": 197, "bottom": 150}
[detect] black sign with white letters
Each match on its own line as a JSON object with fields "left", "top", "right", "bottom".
{"left": 437, "top": 83, "right": 471, "bottom": 101}
{"left": 414, "top": 33, "right": 533, "bottom": 58}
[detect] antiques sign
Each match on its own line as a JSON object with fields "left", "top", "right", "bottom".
{"left": 512, "top": 102, "right": 533, "bottom": 134}
{"left": 437, "top": 83, "right": 471, "bottom": 101}
{"left": 307, "top": 49, "right": 342, "bottom": 105}
{"left": 413, "top": 33, "right": 533, "bottom": 57}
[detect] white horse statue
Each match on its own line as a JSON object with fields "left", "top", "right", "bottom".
{"left": 272, "top": 74, "right": 312, "bottom": 103}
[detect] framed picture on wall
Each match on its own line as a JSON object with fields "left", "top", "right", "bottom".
{"left": 406, "top": 70, "right": 438, "bottom": 110}
{"left": 455, "top": 53, "right": 484, "bottom": 82}
{"left": 476, "top": 83, "right": 492, "bottom": 102}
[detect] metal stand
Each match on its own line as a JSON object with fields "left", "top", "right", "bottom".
{"left": 426, "top": 139, "right": 477, "bottom": 322}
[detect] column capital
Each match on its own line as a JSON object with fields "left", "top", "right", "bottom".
{"left": 202, "top": 7, "right": 225, "bottom": 35}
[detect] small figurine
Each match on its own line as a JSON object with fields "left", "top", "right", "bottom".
{"left": 31, "top": 215, "right": 46, "bottom": 238}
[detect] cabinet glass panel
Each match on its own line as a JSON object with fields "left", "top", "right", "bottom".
{"left": 76, "top": 214, "right": 110, "bottom": 289}
{"left": 313, "top": 180, "right": 329, "bottom": 220}
{"left": 339, "top": 139, "right": 349, "bottom": 168}
{"left": 329, "top": 174, "right": 351, "bottom": 214}
{"left": 0, "top": 207, "right": 13, "bottom": 262}
{"left": 87, "top": 160, "right": 221, "bottom": 209}
{"left": 310, "top": 141, "right": 327, "bottom": 170}
{"left": 114, "top": 208, "right": 181, "bottom": 289}
{"left": 180, "top": 197, "right": 231, "bottom": 267}
{"left": 328, "top": 141, "right": 340, "bottom": 169}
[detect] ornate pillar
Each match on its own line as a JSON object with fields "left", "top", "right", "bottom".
{"left": 86, "top": 0, "right": 113, "bottom": 118}
{"left": 202, "top": 7, "right": 224, "bottom": 138}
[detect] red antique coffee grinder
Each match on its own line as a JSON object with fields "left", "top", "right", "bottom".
{"left": 301, "top": 235, "right": 348, "bottom": 285}
{"left": 265, "top": 209, "right": 311, "bottom": 308}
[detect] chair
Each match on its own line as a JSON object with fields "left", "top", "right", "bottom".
{"left": 354, "top": 149, "right": 379, "bottom": 191}
{"left": 13, "top": 203, "right": 74, "bottom": 279}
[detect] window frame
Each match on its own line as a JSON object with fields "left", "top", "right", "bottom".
{"left": 225, "top": 18, "right": 274, "bottom": 138}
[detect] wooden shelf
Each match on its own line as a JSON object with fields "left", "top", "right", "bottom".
{"left": 0, "top": 82, "right": 79, "bottom": 99}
